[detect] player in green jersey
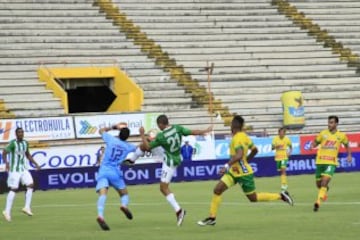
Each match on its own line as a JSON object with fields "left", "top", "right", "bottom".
{"left": 2, "top": 127, "right": 41, "bottom": 222}
{"left": 139, "top": 114, "right": 212, "bottom": 226}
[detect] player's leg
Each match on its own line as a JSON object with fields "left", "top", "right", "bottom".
{"left": 243, "top": 174, "right": 294, "bottom": 205}
{"left": 3, "top": 172, "right": 21, "bottom": 221}
{"left": 21, "top": 170, "right": 35, "bottom": 216}
{"left": 159, "top": 163, "right": 185, "bottom": 226}
{"left": 279, "top": 160, "right": 288, "bottom": 190}
{"left": 124, "top": 147, "right": 144, "bottom": 165}
{"left": 95, "top": 172, "right": 110, "bottom": 230}
{"left": 197, "top": 174, "right": 231, "bottom": 226}
{"left": 314, "top": 165, "right": 334, "bottom": 212}
{"left": 114, "top": 175, "right": 133, "bottom": 220}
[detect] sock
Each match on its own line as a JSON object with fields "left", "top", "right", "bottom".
{"left": 281, "top": 174, "right": 288, "bottom": 188}
{"left": 121, "top": 194, "right": 129, "bottom": 207}
{"left": 257, "top": 193, "right": 281, "bottom": 201}
{"left": 209, "top": 194, "right": 222, "bottom": 218}
{"left": 166, "top": 193, "right": 181, "bottom": 212}
{"left": 25, "top": 188, "right": 33, "bottom": 209}
{"left": 5, "top": 190, "right": 16, "bottom": 214}
{"left": 97, "top": 195, "right": 107, "bottom": 219}
{"left": 317, "top": 187, "right": 328, "bottom": 203}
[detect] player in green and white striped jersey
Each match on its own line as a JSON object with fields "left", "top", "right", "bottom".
{"left": 139, "top": 115, "right": 212, "bottom": 226}
{"left": 2, "top": 127, "right": 40, "bottom": 222}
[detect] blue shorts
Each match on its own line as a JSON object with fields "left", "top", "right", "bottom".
{"left": 96, "top": 166, "right": 126, "bottom": 191}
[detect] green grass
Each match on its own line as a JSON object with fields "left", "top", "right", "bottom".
{"left": 1, "top": 172, "right": 359, "bottom": 240}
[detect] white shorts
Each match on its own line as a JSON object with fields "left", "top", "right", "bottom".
{"left": 7, "top": 170, "right": 34, "bottom": 189}
{"left": 160, "top": 162, "right": 177, "bottom": 184}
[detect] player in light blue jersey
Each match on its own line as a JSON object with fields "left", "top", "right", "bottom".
{"left": 95, "top": 123, "right": 136, "bottom": 231}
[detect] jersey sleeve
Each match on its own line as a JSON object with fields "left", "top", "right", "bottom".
{"left": 271, "top": 137, "right": 276, "bottom": 148}
{"left": 25, "top": 140, "right": 30, "bottom": 152}
{"left": 149, "top": 137, "right": 162, "bottom": 149}
{"left": 179, "top": 125, "right": 192, "bottom": 136}
{"left": 315, "top": 132, "right": 323, "bottom": 144}
{"left": 4, "top": 141, "right": 15, "bottom": 152}
{"left": 102, "top": 132, "right": 113, "bottom": 143}
{"left": 341, "top": 133, "right": 349, "bottom": 147}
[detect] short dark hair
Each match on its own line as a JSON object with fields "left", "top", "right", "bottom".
{"left": 232, "top": 115, "right": 244, "bottom": 129}
{"left": 278, "top": 127, "right": 286, "bottom": 133}
{"left": 119, "top": 127, "right": 130, "bottom": 141}
{"left": 328, "top": 115, "right": 339, "bottom": 124}
{"left": 157, "top": 114, "right": 169, "bottom": 125}
{"left": 15, "top": 127, "right": 23, "bottom": 134}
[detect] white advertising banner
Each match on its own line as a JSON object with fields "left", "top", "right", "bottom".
{"left": 182, "top": 134, "right": 216, "bottom": 161}
{"left": 74, "top": 113, "right": 159, "bottom": 138}
{"left": 0, "top": 117, "right": 75, "bottom": 143}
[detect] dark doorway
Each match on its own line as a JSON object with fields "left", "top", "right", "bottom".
{"left": 67, "top": 86, "right": 116, "bottom": 113}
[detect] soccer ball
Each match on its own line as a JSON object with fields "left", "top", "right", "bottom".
{"left": 147, "top": 128, "right": 160, "bottom": 141}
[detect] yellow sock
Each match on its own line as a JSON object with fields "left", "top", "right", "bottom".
{"left": 257, "top": 193, "right": 281, "bottom": 201}
{"left": 317, "top": 187, "right": 328, "bottom": 203}
{"left": 281, "top": 174, "right": 287, "bottom": 186}
{"left": 209, "top": 194, "right": 222, "bottom": 218}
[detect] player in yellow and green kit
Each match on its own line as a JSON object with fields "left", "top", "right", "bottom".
{"left": 272, "top": 127, "right": 292, "bottom": 191}
{"left": 311, "top": 115, "right": 352, "bottom": 212}
{"left": 197, "top": 115, "right": 294, "bottom": 226}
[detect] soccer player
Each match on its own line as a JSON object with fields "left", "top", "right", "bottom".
{"left": 311, "top": 115, "right": 352, "bottom": 212}
{"left": 197, "top": 115, "right": 293, "bottom": 226}
{"left": 272, "top": 127, "right": 292, "bottom": 190}
{"left": 139, "top": 114, "right": 212, "bottom": 226}
{"left": 2, "top": 127, "right": 41, "bottom": 222}
{"left": 95, "top": 123, "right": 137, "bottom": 231}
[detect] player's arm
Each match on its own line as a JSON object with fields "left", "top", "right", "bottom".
{"left": 343, "top": 135, "right": 352, "bottom": 163}
{"left": 311, "top": 133, "right": 322, "bottom": 149}
{"left": 287, "top": 139, "right": 293, "bottom": 156}
{"left": 247, "top": 145, "right": 258, "bottom": 162}
{"left": 139, "top": 127, "right": 151, "bottom": 151}
{"left": 190, "top": 125, "right": 213, "bottom": 135}
{"left": 271, "top": 138, "right": 276, "bottom": 151}
{"left": 2, "top": 149, "right": 9, "bottom": 172}
{"left": 25, "top": 150, "right": 40, "bottom": 170}
{"left": 219, "top": 147, "right": 244, "bottom": 175}
{"left": 99, "top": 122, "right": 127, "bottom": 135}
{"left": 2, "top": 142, "right": 14, "bottom": 172}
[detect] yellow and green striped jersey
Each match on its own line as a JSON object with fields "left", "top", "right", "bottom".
{"left": 229, "top": 132, "right": 255, "bottom": 177}
{"left": 5, "top": 139, "right": 29, "bottom": 172}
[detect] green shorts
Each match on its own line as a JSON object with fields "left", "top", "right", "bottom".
{"left": 276, "top": 160, "right": 288, "bottom": 171}
{"left": 315, "top": 164, "right": 336, "bottom": 180}
{"left": 221, "top": 173, "right": 256, "bottom": 195}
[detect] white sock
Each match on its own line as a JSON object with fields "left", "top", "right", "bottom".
{"left": 5, "top": 190, "right": 16, "bottom": 214}
{"left": 166, "top": 193, "right": 181, "bottom": 212}
{"left": 25, "top": 188, "right": 33, "bottom": 209}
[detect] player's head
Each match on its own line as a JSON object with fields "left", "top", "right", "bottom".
{"left": 156, "top": 114, "right": 169, "bottom": 130}
{"left": 119, "top": 127, "right": 130, "bottom": 141}
{"left": 328, "top": 115, "right": 339, "bottom": 131}
{"left": 278, "top": 127, "right": 286, "bottom": 138}
{"left": 231, "top": 115, "right": 244, "bottom": 134}
{"left": 15, "top": 127, "right": 24, "bottom": 141}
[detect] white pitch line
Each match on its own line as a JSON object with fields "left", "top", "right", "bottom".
{"left": 30, "top": 201, "right": 360, "bottom": 208}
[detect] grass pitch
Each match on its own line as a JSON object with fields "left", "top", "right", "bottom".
{"left": 1, "top": 172, "right": 359, "bottom": 240}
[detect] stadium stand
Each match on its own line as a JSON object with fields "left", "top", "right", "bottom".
{"left": 110, "top": 0, "right": 360, "bottom": 134}
{"left": 0, "top": 0, "right": 359, "bottom": 137}
{"left": 0, "top": 0, "right": 226, "bottom": 133}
